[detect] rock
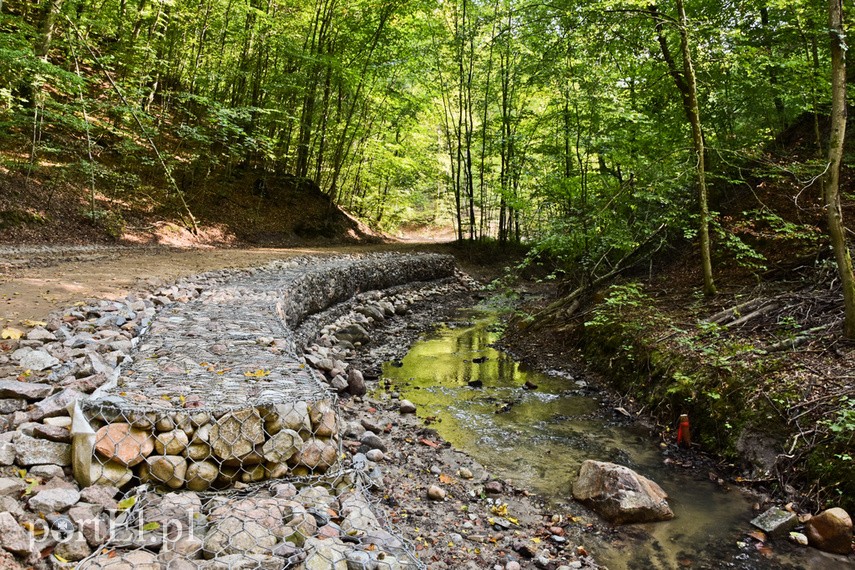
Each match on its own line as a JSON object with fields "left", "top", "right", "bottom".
{"left": 804, "top": 507, "right": 853, "bottom": 554}
{"left": 750, "top": 507, "right": 798, "bottom": 538}
{"left": 82, "top": 549, "right": 160, "bottom": 569}
{"left": 572, "top": 460, "right": 674, "bottom": 524}
{"left": 32, "top": 423, "right": 71, "bottom": 443}
{"left": 789, "top": 531, "right": 809, "bottom": 546}
{"left": 0, "top": 511, "right": 32, "bottom": 555}
{"left": 399, "top": 399, "right": 416, "bottom": 414}
{"left": 27, "top": 327, "right": 56, "bottom": 341}
{"left": 263, "top": 402, "right": 311, "bottom": 435}
{"left": 30, "top": 388, "right": 85, "bottom": 421}
{"left": 360, "top": 431, "right": 386, "bottom": 452}
{"left": 203, "top": 516, "right": 278, "bottom": 557}
{"left": 484, "top": 481, "right": 503, "bottom": 495}
{"left": 19, "top": 350, "right": 59, "bottom": 371}
{"left": 335, "top": 324, "right": 371, "bottom": 345}
{"left": 54, "top": 531, "right": 92, "bottom": 561}
{"left": 186, "top": 460, "right": 219, "bottom": 492}
{"left": 209, "top": 409, "right": 265, "bottom": 461}
{"left": 94, "top": 423, "right": 155, "bottom": 467}
{"left": 331, "top": 375, "right": 348, "bottom": 392}
{"left": 14, "top": 433, "right": 72, "bottom": 466}
{"left": 303, "top": 536, "right": 350, "bottom": 569}
{"left": 0, "top": 496, "right": 24, "bottom": 516}
{"left": 293, "top": 439, "right": 337, "bottom": 471}
{"left": 365, "top": 449, "right": 384, "bottom": 462}
{"left": 141, "top": 455, "right": 188, "bottom": 489}
{"left": 155, "top": 429, "right": 190, "bottom": 455}
{"left": 79, "top": 485, "right": 119, "bottom": 509}
{"left": 29, "top": 464, "right": 65, "bottom": 479}
{"left": 0, "top": 399, "right": 26, "bottom": 414}
{"left": 185, "top": 442, "right": 211, "bottom": 461}
{"left": 29, "top": 487, "right": 81, "bottom": 513}
{"left": 261, "top": 429, "right": 303, "bottom": 463}
{"left": 428, "top": 485, "right": 447, "bottom": 501}
{"left": 458, "top": 467, "right": 473, "bottom": 479}
{"left": 0, "top": 442, "right": 15, "bottom": 466}
{"left": 0, "top": 380, "right": 53, "bottom": 400}
{"left": 347, "top": 369, "right": 366, "bottom": 396}
{"left": 0, "top": 477, "right": 26, "bottom": 497}
{"left": 309, "top": 400, "right": 337, "bottom": 437}
{"left": 89, "top": 460, "right": 134, "bottom": 488}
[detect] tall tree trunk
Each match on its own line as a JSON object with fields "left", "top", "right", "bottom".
{"left": 676, "top": 0, "right": 715, "bottom": 296}
{"left": 35, "top": 0, "right": 65, "bottom": 59}
{"left": 825, "top": 0, "right": 855, "bottom": 337}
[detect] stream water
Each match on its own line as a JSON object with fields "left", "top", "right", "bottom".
{"left": 377, "top": 308, "right": 851, "bottom": 570}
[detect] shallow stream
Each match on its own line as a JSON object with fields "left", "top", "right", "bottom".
{"left": 377, "top": 308, "right": 850, "bottom": 569}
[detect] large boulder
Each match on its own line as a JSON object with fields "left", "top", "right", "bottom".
{"left": 571, "top": 460, "right": 674, "bottom": 524}
{"left": 804, "top": 507, "right": 853, "bottom": 555}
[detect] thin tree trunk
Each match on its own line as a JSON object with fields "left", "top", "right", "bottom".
{"left": 676, "top": 0, "right": 716, "bottom": 295}
{"left": 825, "top": 0, "right": 855, "bottom": 337}
{"left": 35, "top": 0, "right": 65, "bottom": 58}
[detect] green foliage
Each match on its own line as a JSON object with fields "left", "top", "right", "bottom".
{"left": 82, "top": 208, "right": 125, "bottom": 239}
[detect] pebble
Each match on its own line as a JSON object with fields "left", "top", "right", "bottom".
{"left": 428, "top": 485, "right": 447, "bottom": 501}
{"left": 365, "top": 449, "right": 384, "bottom": 462}
{"left": 399, "top": 399, "right": 417, "bottom": 413}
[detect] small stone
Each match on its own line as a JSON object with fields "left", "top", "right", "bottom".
{"left": 94, "top": 423, "right": 155, "bottom": 467}
{"left": 789, "top": 531, "right": 809, "bottom": 546}
{"left": 185, "top": 460, "right": 219, "bottom": 492}
{"left": 29, "top": 487, "right": 81, "bottom": 513}
{"left": 365, "top": 449, "right": 384, "bottom": 462}
{"left": 32, "top": 423, "right": 71, "bottom": 443}
{"left": 750, "top": 507, "right": 798, "bottom": 539}
{"left": 347, "top": 369, "right": 366, "bottom": 397}
{"left": 360, "top": 431, "right": 386, "bottom": 452}
{"left": 309, "top": 400, "right": 337, "bottom": 437}
{"left": 804, "top": 507, "right": 853, "bottom": 555}
{"left": 155, "top": 429, "right": 190, "bottom": 455}
{"left": 506, "top": 562, "right": 522, "bottom": 570}
{"left": 53, "top": 531, "right": 92, "bottom": 561}
{"left": 29, "top": 464, "right": 65, "bottom": 479}
{"left": 209, "top": 409, "right": 265, "bottom": 461}
{"left": 293, "top": 439, "right": 337, "bottom": 472}
{"left": 0, "top": 511, "right": 32, "bottom": 555}
{"left": 79, "top": 485, "right": 119, "bottom": 510}
{"left": 30, "top": 388, "right": 85, "bottom": 421}
{"left": 141, "top": 455, "right": 187, "bottom": 489}
{"left": 0, "top": 380, "right": 53, "bottom": 400}
{"left": 0, "top": 399, "right": 26, "bottom": 414}
{"left": 399, "top": 399, "right": 417, "bottom": 414}
{"left": 428, "top": 485, "right": 446, "bottom": 501}
{"left": 0, "top": 477, "right": 26, "bottom": 497}
{"left": 261, "top": 429, "right": 303, "bottom": 463}
{"left": 14, "top": 433, "right": 72, "bottom": 466}
{"left": 458, "top": 467, "right": 474, "bottom": 479}
{"left": 484, "top": 481, "right": 503, "bottom": 495}
{"left": 89, "top": 460, "right": 134, "bottom": 488}
{"left": 18, "top": 350, "right": 59, "bottom": 371}
{"left": 0, "top": 442, "right": 15, "bottom": 465}
{"left": 27, "top": 327, "right": 56, "bottom": 342}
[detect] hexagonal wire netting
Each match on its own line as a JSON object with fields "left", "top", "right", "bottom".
{"left": 66, "top": 255, "right": 442, "bottom": 569}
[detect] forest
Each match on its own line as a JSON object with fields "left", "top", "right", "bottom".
{"left": 3, "top": 0, "right": 855, "bottom": 523}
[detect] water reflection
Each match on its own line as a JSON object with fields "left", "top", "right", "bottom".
{"left": 376, "top": 310, "right": 845, "bottom": 569}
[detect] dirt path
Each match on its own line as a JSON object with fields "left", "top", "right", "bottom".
{"left": 0, "top": 244, "right": 435, "bottom": 328}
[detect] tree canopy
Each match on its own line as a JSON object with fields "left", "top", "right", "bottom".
{"left": 0, "top": 0, "right": 840, "bottom": 273}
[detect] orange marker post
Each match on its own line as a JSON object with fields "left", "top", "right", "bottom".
{"left": 676, "top": 414, "right": 691, "bottom": 448}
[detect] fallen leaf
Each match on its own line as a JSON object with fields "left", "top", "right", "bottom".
{"left": 746, "top": 530, "right": 766, "bottom": 542}
{"left": 117, "top": 496, "right": 137, "bottom": 511}
{"left": 243, "top": 369, "right": 271, "bottom": 378}
{"left": 1, "top": 327, "right": 23, "bottom": 340}
{"left": 22, "top": 320, "right": 47, "bottom": 328}
{"left": 439, "top": 473, "right": 455, "bottom": 484}
{"left": 142, "top": 522, "right": 161, "bottom": 531}
{"left": 419, "top": 438, "right": 440, "bottom": 448}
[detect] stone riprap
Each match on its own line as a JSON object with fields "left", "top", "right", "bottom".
{"left": 71, "top": 253, "right": 455, "bottom": 492}
{"left": 0, "top": 252, "right": 459, "bottom": 569}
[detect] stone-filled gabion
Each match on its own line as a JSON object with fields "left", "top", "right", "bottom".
{"left": 70, "top": 253, "right": 454, "bottom": 493}
{"left": 74, "top": 399, "right": 342, "bottom": 492}
{"left": 74, "top": 481, "right": 422, "bottom": 569}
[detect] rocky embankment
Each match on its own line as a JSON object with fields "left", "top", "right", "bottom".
{"left": 0, "top": 252, "right": 599, "bottom": 570}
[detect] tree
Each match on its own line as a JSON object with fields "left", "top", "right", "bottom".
{"left": 824, "top": 0, "right": 855, "bottom": 337}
